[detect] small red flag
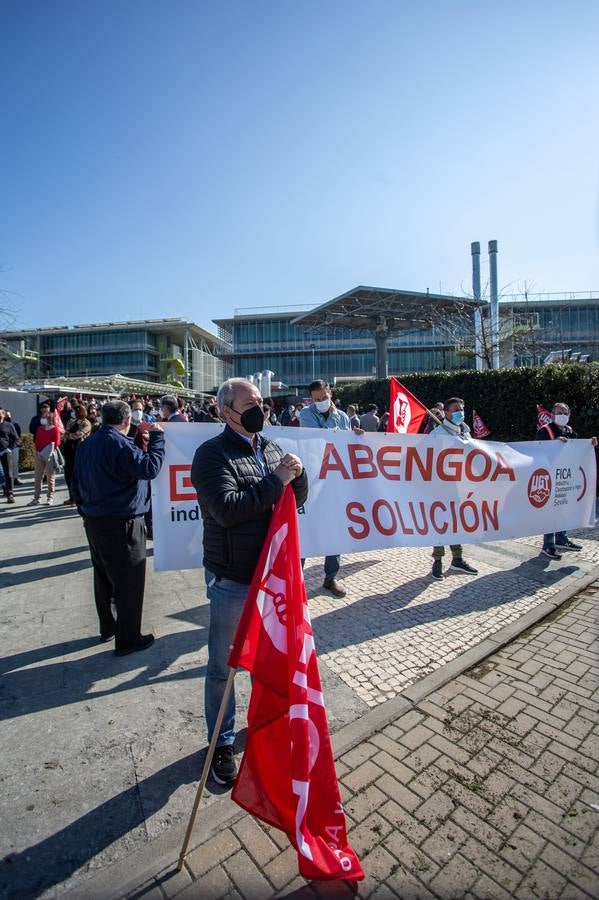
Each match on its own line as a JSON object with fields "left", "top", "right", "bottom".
{"left": 536, "top": 404, "right": 552, "bottom": 429}
{"left": 228, "top": 487, "right": 364, "bottom": 882}
{"left": 472, "top": 409, "right": 491, "bottom": 438}
{"left": 387, "top": 378, "right": 427, "bottom": 434}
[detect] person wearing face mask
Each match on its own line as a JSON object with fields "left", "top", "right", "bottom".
{"left": 536, "top": 402, "right": 597, "bottom": 558}
{"left": 299, "top": 380, "right": 364, "bottom": 597}
{"left": 191, "top": 378, "right": 308, "bottom": 786}
{"left": 128, "top": 400, "right": 147, "bottom": 442}
{"left": 62, "top": 404, "right": 91, "bottom": 506}
{"left": 429, "top": 397, "right": 478, "bottom": 579}
{"left": 29, "top": 409, "right": 62, "bottom": 506}
{"left": 29, "top": 401, "right": 52, "bottom": 437}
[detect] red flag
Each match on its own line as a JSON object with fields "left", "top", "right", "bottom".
{"left": 536, "top": 404, "right": 552, "bottom": 429}
{"left": 472, "top": 409, "right": 491, "bottom": 438}
{"left": 386, "top": 378, "right": 427, "bottom": 434}
{"left": 228, "top": 487, "right": 364, "bottom": 882}
{"left": 55, "top": 397, "right": 67, "bottom": 433}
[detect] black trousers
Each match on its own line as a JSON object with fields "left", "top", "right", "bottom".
{"left": 0, "top": 451, "right": 14, "bottom": 498}
{"left": 84, "top": 516, "right": 147, "bottom": 649}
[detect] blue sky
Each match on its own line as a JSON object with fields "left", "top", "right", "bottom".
{"left": 2, "top": 0, "right": 598, "bottom": 333}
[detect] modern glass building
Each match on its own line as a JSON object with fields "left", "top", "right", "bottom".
{"left": 214, "top": 291, "right": 599, "bottom": 389}
{"left": 0, "top": 318, "right": 229, "bottom": 396}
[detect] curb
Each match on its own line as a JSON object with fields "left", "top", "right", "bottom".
{"left": 64, "top": 564, "right": 599, "bottom": 899}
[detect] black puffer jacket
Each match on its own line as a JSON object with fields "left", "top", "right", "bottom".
{"left": 191, "top": 425, "right": 309, "bottom": 584}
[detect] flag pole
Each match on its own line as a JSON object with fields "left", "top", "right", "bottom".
{"left": 177, "top": 666, "right": 236, "bottom": 870}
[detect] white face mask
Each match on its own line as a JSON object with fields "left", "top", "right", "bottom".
{"left": 131, "top": 410, "right": 143, "bottom": 424}
{"left": 314, "top": 399, "right": 330, "bottom": 413}
{"left": 40, "top": 417, "right": 48, "bottom": 426}
{"left": 554, "top": 413, "right": 570, "bottom": 427}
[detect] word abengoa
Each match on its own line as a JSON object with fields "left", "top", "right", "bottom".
{"left": 151, "top": 424, "right": 596, "bottom": 572}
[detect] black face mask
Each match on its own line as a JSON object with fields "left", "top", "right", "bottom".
{"left": 231, "top": 403, "right": 264, "bottom": 434}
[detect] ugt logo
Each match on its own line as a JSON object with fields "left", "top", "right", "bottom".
{"left": 528, "top": 468, "right": 551, "bottom": 508}
{"left": 393, "top": 393, "right": 411, "bottom": 432}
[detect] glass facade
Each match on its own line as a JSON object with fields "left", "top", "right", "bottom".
{"left": 5, "top": 323, "right": 222, "bottom": 390}
{"left": 218, "top": 299, "right": 599, "bottom": 388}
{"left": 218, "top": 313, "right": 474, "bottom": 386}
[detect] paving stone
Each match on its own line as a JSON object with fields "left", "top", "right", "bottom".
{"left": 347, "top": 810, "right": 392, "bottom": 858}
{"left": 370, "top": 750, "right": 413, "bottom": 784}
{"left": 413, "top": 790, "right": 455, "bottom": 829}
{"left": 263, "top": 846, "right": 299, "bottom": 892}
{"left": 185, "top": 831, "right": 242, "bottom": 879}
{"left": 176, "top": 864, "right": 232, "bottom": 900}
{"left": 420, "top": 818, "right": 469, "bottom": 866}
{"left": 427, "top": 852, "right": 478, "bottom": 896}
{"left": 375, "top": 773, "right": 422, "bottom": 813}
{"left": 515, "top": 858, "right": 567, "bottom": 900}
{"left": 384, "top": 832, "right": 439, "bottom": 882}
{"left": 344, "top": 785, "right": 388, "bottom": 824}
{"left": 397, "top": 724, "right": 435, "bottom": 751}
{"left": 223, "top": 847, "right": 274, "bottom": 898}
{"left": 232, "top": 816, "right": 280, "bottom": 867}
{"left": 378, "top": 799, "right": 430, "bottom": 845}
{"left": 343, "top": 760, "right": 384, "bottom": 793}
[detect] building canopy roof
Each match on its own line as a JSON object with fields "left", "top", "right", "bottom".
{"left": 293, "top": 285, "right": 478, "bottom": 333}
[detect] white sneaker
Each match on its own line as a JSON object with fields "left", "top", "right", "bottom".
{"left": 47, "top": 497, "right": 55, "bottom": 506}
{"left": 28, "top": 498, "right": 41, "bottom": 507}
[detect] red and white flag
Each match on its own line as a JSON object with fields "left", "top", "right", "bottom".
{"left": 228, "top": 486, "right": 364, "bottom": 882}
{"left": 472, "top": 409, "right": 491, "bottom": 439}
{"left": 536, "top": 404, "right": 552, "bottom": 429}
{"left": 387, "top": 377, "right": 427, "bottom": 434}
{"left": 55, "top": 397, "right": 67, "bottom": 433}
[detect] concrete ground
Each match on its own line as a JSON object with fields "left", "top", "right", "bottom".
{"left": 1, "top": 472, "right": 598, "bottom": 899}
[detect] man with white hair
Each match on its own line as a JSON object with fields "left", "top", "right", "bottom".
{"left": 191, "top": 378, "right": 308, "bottom": 786}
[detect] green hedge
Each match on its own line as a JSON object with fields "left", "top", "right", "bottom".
{"left": 18, "top": 433, "right": 35, "bottom": 471}
{"left": 333, "top": 365, "right": 599, "bottom": 442}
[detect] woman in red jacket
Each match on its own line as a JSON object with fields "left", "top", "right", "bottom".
{"left": 29, "top": 410, "right": 62, "bottom": 506}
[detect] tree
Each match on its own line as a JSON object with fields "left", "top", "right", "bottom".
{"left": 429, "top": 281, "right": 539, "bottom": 369}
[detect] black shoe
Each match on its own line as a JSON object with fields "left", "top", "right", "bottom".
{"left": 114, "top": 634, "right": 154, "bottom": 656}
{"left": 14, "top": 479, "right": 23, "bottom": 486}
{"left": 555, "top": 540, "right": 582, "bottom": 551}
{"left": 450, "top": 559, "right": 478, "bottom": 575}
{"left": 211, "top": 746, "right": 237, "bottom": 785}
{"left": 323, "top": 578, "right": 346, "bottom": 598}
{"left": 100, "top": 631, "right": 116, "bottom": 643}
{"left": 541, "top": 547, "right": 562, "bottom": 560}
{"left": 7, "top": 495, "right": 15, "bottom": 504}
{"left": 431, "top": 560, "right": 444, "bottom": 580}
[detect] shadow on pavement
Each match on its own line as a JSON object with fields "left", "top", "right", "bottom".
{"left": 0, "top": 546, "right": 89, "bottom": 568}
{"left": 312, "top": 557, "right": 579, "bottom": 653}
{"left": 0, "top": 557, "right": 92, "bottom": 587}
{"left": 0, "top": 730, "right": 249, "bottom": 900}
{"left": 0, "top": 627, "right": 208, "bottom": 722}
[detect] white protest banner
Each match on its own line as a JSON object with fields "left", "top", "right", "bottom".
{"left": 151, "top": 424, "right": 596, "bottom": 572}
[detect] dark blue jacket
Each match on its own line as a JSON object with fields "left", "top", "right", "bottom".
{"left": 72, "top": 425, "right": 165, "bottom": 518}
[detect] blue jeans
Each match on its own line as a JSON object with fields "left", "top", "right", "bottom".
{"left": 204, "top": 568, "right": 249, "bottom": 748}
{"left": 300, "top": 555, "right": 341, "bottom": 579}
{"left": 543, "top": 531, "right": 567, "bottom": 549}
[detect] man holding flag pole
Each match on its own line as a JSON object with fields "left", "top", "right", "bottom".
{"left": 181, "top": 379, "right": 363, "bottom": 881}
{"left": 190, "top": 378, "right": 308, "bottom": 786}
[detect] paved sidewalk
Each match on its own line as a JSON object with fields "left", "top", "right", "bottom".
{"left": 1, "top": 473, "right": 598, "bottom": 899}
{"left": 89, "top": 584, "right": 599, "bottom": 900}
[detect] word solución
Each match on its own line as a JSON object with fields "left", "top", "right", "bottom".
{"left": 346, "top": 494, "right": 500, "bottom": 540}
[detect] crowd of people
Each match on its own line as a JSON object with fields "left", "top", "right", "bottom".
{"left": 2, "top": 380, "right": 595, "bottom": 786}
